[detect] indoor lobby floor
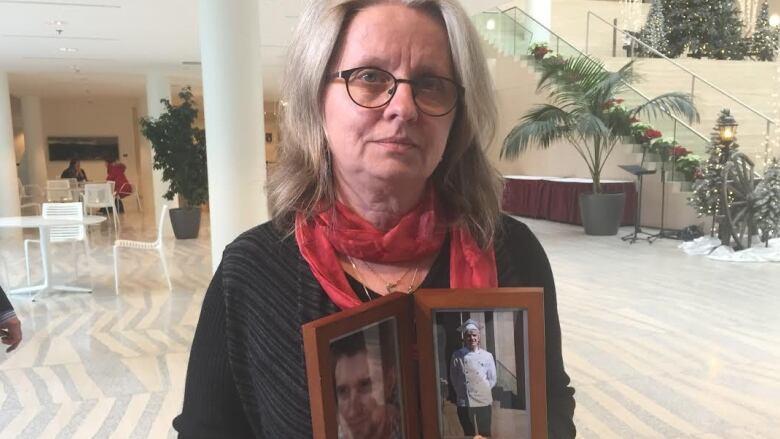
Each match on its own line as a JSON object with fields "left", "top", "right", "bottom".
{"left": 1, "top": 212, "right": 778, "bottom": 438}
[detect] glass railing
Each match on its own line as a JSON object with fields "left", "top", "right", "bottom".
{"left": 494, "top": 358, "right": 522, "bottom": 409}
{"left": 473, "top": 7, "right": 711, "bottom": 182}
{"left": 585, "top": 10, "right": 774, "bottom": 171}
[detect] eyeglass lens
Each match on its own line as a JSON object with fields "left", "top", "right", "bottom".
{"left": 345, "top": 67, "right": 458, "bottom": 116}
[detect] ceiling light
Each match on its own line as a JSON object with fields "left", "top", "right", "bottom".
{"left": 59, "top": 47, "right": 78, "bottom": 52}
{"left": 47, "top": 20, "right": 67, "bottom": 26}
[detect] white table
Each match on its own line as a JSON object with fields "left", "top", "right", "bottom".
{"left": 0, "top": 215, "right": 106, "bottom": 300}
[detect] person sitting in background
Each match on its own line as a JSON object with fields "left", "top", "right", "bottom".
{"left": 106, "top": 160, "right": 132, "bottom": 213}
{"left": 60, "top": 159, "right": 88, "bottom": 182}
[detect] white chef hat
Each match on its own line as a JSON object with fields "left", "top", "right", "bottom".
{"left": 457, "top": 319, "right": 480, "bottom": 334}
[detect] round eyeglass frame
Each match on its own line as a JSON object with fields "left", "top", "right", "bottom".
{"left": 330, "top": 66, "right": 464, "bottom": 117}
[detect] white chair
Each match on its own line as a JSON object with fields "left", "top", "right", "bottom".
{"left": 18, "top": 178, "right": 42, "bottom": 215}
{"left": 24, "top": 202, "right": 92, "bottom": 288}
{"left": 67, "top": 178, "right": 80, "bottom": 201}
{"left": 116, "top": 182, "right": 142, "bottom": 212}
{"left": 46, "top": 179, "right": 74, "bottom": 202}
{"left": 113, "top": 205, "right": 171, "bottom": 294}
{"left": 83, "top": 183, "right": 120, "bottom": 233}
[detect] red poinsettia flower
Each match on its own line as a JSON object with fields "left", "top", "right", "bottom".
{"left": 672, "top": 145, "right": 690, "bottom": 158}
{"left": 643, "top": 128, "right": 662, "bottom": 141}
{"left": 532, "top": 46, "right": 551, "bottom": 59}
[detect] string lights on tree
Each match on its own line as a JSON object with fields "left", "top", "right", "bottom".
{"left": 754, "top": 158, "right": 780, "bottom": 242}
{"left": 662, "top": 0, "right": 749, "bottom": 59}
{"left": 749, "top": 0, "right": 779, "bottom": 61}
{"left": 639, "top": 0, "right": 670, "bottom": 55}
{"left": 689, "top": 110, "right": 740, "bottom": 236}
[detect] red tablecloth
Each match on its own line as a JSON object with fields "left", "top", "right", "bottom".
{"left": 502, "top": 177, "right": 637, "bottom": 226}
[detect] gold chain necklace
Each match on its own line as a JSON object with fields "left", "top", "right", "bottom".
{"left": 347, "top": 255, "right": 374, "bottom": 302}
{"left": 363, "top": 260, "right": 418, "bottom": 294}
{"left": 347, "top": 255, "right": 420, "bottom": 296}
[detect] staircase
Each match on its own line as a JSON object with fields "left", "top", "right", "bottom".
{"left": 474, "top": 7, "right": 707, "bottom": 229}
{"left": 584, "top": 10, "right": 776, "bottom": 172}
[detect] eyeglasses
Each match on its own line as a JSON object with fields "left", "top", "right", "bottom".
{"left": 330, "top": 66, "right": 463, "bottom": 117}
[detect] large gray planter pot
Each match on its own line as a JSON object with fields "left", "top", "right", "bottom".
{"left": 169, "top": 207, "right": 201, "bottom": 239}
{"left": 578, "top": 192, "right": 626, "bottom": 236}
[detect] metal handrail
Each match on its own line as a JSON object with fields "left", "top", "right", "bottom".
{"left": 497, "top": 6, "right": 709, "bottom": 144}
{"left": 586, "top": 10, "right": 775, "bottom": 125}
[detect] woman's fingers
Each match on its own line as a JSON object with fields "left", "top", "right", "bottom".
{"left": 1, "top": 317, "right": 23, "bottom": 353}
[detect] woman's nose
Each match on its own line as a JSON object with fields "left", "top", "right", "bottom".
{"left": 384, "top": 82, "right": 418, "bottom": 122}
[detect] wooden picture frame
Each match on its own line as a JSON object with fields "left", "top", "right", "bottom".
{"left": 303, "top": 288, "right": 546, "bottom": 439}
{"left": 415, "top": 288, "right": 547, "bottom": 439}
{"left": 303, "top": 293, "right": 419, "bottom": 439}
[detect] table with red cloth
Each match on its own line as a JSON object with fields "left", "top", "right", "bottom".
{"left": 502, "top": 176, "right": 637, "bottom": 226}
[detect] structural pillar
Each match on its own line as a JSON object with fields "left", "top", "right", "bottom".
{"left": 528, "top": 0, "right": 551, "bottom": 43}
{"left": 0, "top": 72, "right": 21, "bottom": 223}
{"left": 19, "top": 96, "right": 48, "bottom": 191}
{"left": 144, "top": 72, "right": 178, "bottom": 233}
{"left": 198, "top": 0, "right": 267, "bottom": 271}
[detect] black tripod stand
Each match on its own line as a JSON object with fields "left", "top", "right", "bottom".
{"left": 649, "top": 160, "right": 679, "bottom": 240}
{"left": 620, "top": 163, "right": 657, "bottom": 244}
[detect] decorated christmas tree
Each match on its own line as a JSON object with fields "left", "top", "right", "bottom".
{"left": 754, "top": 158, "right": 780, "bottom": 242}
{"left": 663, "top": 0, "right": 748, "bottom": 59}
{"left": 750, "top": 1, "right": 779, "bottom": 61}
{"left": 689, "top": 0, "right": 748, "bottom": 59}
{"left": 662, "top": 0, "right": 692, "bottom": 58}
{"left": 689, "top": 110, "right": 740, "bottom": 233}
{"left": 639, "top": 0, "right": 670, "bottom": 55}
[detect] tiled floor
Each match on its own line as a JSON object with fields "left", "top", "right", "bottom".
{"left": 1, "top": 212, "right": 778, "bottom": 438}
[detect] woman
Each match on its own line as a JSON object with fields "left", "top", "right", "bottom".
{"left": 60, "top": 159, "right": 88, "bottom": 182}
{"left": 174, "top": 1, "right": 576, "bottom": 438}
{"left": 106, "top": 160, "right": 132, "bottom": 213}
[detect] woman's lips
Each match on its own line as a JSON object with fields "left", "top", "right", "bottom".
{"left": 373, "top": 137, "right": 417, "bottom": 151}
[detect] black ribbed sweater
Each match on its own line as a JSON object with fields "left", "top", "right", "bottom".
{"left": 173, "top": 215, "right": 576, "bottom": 438}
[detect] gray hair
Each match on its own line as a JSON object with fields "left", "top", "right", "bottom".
{"left": 267, "top": 0, "right": 503, "bottom": 248}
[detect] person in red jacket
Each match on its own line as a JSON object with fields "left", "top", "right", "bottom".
{"left": 106, "top": 160, "right": 132, "bottom": 213}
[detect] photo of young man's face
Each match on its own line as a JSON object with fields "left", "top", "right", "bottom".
{"left": 331, "top": 319, "right": 403, "bottom": 439}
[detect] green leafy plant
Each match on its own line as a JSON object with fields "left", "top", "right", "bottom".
{"left": 647, "top": 137, "right": 678, "bottom": 160}
{"left": 139, "top": 87, "right": 208, "bottom": 207}
{"left": 501, "top": 56, "right": 700, "bottom": 193}
{"left": 674, "top": 153, "right": 703, "bottom": 181}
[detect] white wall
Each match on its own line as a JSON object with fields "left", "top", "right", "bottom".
{"left": 41, "top": 97, "right": 143, "bottom": 211}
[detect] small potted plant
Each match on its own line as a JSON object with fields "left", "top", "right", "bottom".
{"left": 674, "top": 152, "right": 703, "bottom": 189}
{"left": 647, "top": 137, "right": 678, "bottom": 166}
{"left": 541, "top": 52, "right": 566, "bottom": 67}
{"left": 630, "top": 122, "right": 662, "bottom": 145}
{"left": 139, "top": 87, "right": 208, "bottom": 239}
{"left": 529, "top": 42, "right": 551, "bottom": 61}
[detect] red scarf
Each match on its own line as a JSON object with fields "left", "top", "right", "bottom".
{"left": 295, "top": 189, "right": 497, "bottom": 310}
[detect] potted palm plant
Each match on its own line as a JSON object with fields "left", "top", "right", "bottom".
{"left": 502, "top": 56, "right": 699, "bottom": 235}
{"left": 139, "top": 87, "right": 208, "bottom": 239}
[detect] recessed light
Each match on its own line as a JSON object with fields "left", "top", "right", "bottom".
{"left": 59, "top": 47, "right": 78, "bottom": 52}
{"left": 47, "top": 20, "right": 67, "bottom": 26}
